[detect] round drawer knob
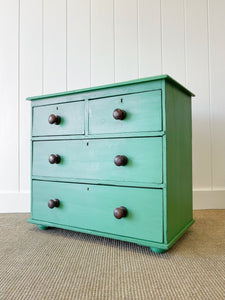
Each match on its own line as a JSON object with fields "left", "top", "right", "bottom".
{"left": 114, "top": 206, "right": 128, "bottom": 219}
{"left": 48, "top": 199, "right": 60, "bottom": 209}
{"left": 113, "top": 108, "right": 126, "bottom": 120}
{"left": 48, "top": 154, "right": 61, "bottom": 164}
{"left": 114, "top": 155, "right": 128, "bottom": 166}
{"left": 48, "top": 114, "right": 61, "bottom": 125}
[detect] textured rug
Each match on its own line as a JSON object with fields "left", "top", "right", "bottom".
{"left": 0, "top": 210, "right": 224, "bottom": 300}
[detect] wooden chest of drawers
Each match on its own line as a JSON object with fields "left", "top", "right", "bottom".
{"left": 27, "top": 75, "right": 194, "bottom": 253}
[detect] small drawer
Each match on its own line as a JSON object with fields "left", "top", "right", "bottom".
{"left": 32, "top": 180, "right": 163, "bottom": 243}
{"left": 32, "top": 101, "right": 84, "bottom": 136}
{"left": 88, "top": 90, "right": 162, "bottom": 135}
{"left": 32, "top": 137, "right": 163, "bottom": 186}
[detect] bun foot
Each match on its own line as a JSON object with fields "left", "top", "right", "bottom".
{"left": 150, "top": 247, "right": 167, "bottom": 253}
{"left": 38, "top": 225, "right": 48, "bottom": 230}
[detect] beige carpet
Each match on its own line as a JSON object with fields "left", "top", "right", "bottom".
{"left": 0, "top": 210, "right": 224, "bottom": 300}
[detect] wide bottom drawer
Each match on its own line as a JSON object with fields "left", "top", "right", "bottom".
{"left": 32, "top": 180, "right": 163, "bottom": 243}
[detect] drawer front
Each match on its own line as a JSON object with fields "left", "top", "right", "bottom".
{"left": 32, "top": 180, "right": 163, "bottom": 242}
{"left": 33, "top": 137, "right": 162, "bottom": 185}
{"left": 88, "top": 90, "right": 162, "bottom": 134}
{"left": 32, "top": 101, "right": 84, "bottom": 136}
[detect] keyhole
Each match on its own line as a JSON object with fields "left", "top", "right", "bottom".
{"left": 87, "top": 142, "right": 89, "bottom": 146}
{"left": 121, "top": 98, "right": 123, "bottom": 103}
{"left": 87, "top": 187, "right": 89, "bottom": 191}
{"left": 56, "top": 107, "right": 58, "bottom": 110}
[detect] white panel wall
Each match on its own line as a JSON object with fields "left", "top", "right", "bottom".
{"left": 161, "top": 0, "right": 186, "bottom": 85}
{"left": 67, "top": 0, "right": 90, "bottom": 90}
{"left": 43, "top": 0, "right": 67, "bottom": 93}
{"left": 208, "top": 0, "right": 225, "bottom": 190}
{"left": 0, "top": 0, "right": 224, "bottom": 212}
{"left": 114, "top": 0, "right": 139, "bottom": 81}
{"left": 138, "top": 0, "right": 162, "bottom": 77}
{"left": 0, "top": 0, "right": 19, "bottom": 193}
{"left": 185, "top": 0, "right": 212, "bottom": 191}
{"left": 91, "top": 0, "right": 114, "bottom": 86}
{"left": 19, "top": 0, "right": 43, "bottom": 210}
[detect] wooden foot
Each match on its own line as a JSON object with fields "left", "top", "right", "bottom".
{"left": 150, "top": 247, "right": 167, "bottom": 253}
{"left": 38, "top": 225, "right": 48, "bottom": 230}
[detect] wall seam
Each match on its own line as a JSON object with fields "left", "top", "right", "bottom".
{"left": 90, "top": 0, "right": 92, "bottom": 87}
{"left": 18, "top": 0, "right": 20, "bottom": 192}
{"left": 160, "top": 0, "right": 163, "bottom": 74}
{"left": 66, "top": 0, "right": 68, "bottom": 91}
{"left": 206, "top": 0, "right": 213, "bottom": 190}
{"left": 183, "top": 0, "right": 187, "bottom": 85}
{"left": 42, "top": 0, "right": 44, "bottom": 94}
{"left": 113, "top": 0, "right": 116, "bottom": 83}
{"left": 137, "top": 0, "right": 140, "bottom": 78}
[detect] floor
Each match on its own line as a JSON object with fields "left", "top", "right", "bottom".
{"left": 0, "top": 210, "right": 224, "bottom": 300}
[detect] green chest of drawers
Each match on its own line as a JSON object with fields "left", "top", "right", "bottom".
{"left": 27, "top": 75, "right": 194, "bottom": 253}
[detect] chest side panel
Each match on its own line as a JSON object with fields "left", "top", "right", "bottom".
{"left": 165, "top": 81, "right": 193, "bottom": 243}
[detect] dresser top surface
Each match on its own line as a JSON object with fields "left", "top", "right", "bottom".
{"left": 27, "top": 74, "right": 195, "bottom": 101}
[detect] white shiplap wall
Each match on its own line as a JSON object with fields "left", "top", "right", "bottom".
{"left": 0, "top": 0, "right": 224, "bottom": 212}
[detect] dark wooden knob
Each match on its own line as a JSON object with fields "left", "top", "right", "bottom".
{"left": 48, "top": 199, "right": 60, "bottom": 209}
{"left": 114, "top": 206, "right": 127, "bottom": 219}
{"left": 113, "top": 108, "right": 126, "bottom": 120}
{"left": 48, "top": 114, "right": 61, "bottom": 125}
{"left": 48, "top": 154, "right": 61, "bottom": 164}
{"left": 114, "top": 155, "right": 128, "bottom": 166}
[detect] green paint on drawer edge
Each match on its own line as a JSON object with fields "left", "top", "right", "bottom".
{"left": 27, "top": 218, "right": 194, "bottom": 252}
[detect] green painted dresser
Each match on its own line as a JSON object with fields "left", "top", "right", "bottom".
{"left": 27, "top": 75, "right": 194, "bottom": 253}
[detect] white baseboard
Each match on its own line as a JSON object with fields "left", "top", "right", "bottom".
{"left": 0, "top": 192, "right": 30, "bottom": 213}
{"left": 193, "top": 190, "right": 225, "bottom": 209}
{"left": 0, "top": 190, "right": 224, "bottom": 213}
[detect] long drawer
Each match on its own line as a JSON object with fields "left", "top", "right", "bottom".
{"left": 32, "top": 180, "right": 163, "bottom": 242}
{"left": 32, "top": 137, "right": 163, "bottom": 185}
{"left": 88, "top": 90, "right": 162, "bottom": 134}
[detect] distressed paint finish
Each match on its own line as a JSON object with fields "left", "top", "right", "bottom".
{"left": 32, "top": 180, "right": 163, "bottom": 243}
{"left": 88, "top": 90, "right": 162, "bottom": 134}
{"left": 165, "top": 81, "right": 193, "bottom": 242}
{"left": 28, "top": 75, "right": 194, "bottom": 252}
{"left": 32, "top": 137, "right": 163, "bottom": 186}
{"left": 32, "top": 101, "right": 85, "bottom": 136}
